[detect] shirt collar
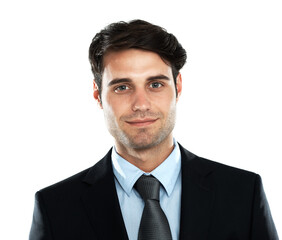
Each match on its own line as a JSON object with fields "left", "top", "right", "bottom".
{"left": 111, "top": 139, "right": 181, "bottom": 197}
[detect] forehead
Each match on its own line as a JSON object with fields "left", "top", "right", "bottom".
{"left": 102, "top": 49, "right": 173, "bottom": 81}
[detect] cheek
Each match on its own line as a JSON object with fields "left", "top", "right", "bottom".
{"left": 104, "top": 97, "right": 128, "bottom": 120}
{"left": 154, "top": 93, "right": 176, "bottom": 111}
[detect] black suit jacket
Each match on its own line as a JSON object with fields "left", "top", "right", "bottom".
{"left": 29, "top": 144, "right": 278, "bottom": 240}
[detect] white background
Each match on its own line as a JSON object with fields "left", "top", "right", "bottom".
{"left": 0, "top": 0, "right": 281, "bottom": 238}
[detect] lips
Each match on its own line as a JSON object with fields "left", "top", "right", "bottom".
{"left": 125, "top": 118, "right": 158, "bottom": 127}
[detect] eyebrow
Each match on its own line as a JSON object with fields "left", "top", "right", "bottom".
{"left": 107, "top": 74, "right": 170, "bottom": 87}
{"left": 147, "top": 74, "right": 170, "bottom": 81}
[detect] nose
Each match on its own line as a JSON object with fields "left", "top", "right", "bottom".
{"left": 132, "top": 89, "right": 151, "bottom": 112}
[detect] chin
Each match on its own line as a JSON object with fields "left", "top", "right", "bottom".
{"left": 114, "top": 126, "right": 173, "bottom": 150}
{"left": 129, "top": 141, "right": 156, "bottom": 150}
{"left": 124, "top": 134, "right": 165, "bottom": 150}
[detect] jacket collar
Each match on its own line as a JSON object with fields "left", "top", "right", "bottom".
{"left": 82, "top": 148, "right": 129, "bottom": 240}
{"left": 81, "top": 144, "right": 215, "bottom": 240}
{"left": 178, "top": 143, "right": 215, "bottom": 240}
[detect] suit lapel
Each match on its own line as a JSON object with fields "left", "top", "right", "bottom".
{"left": 80, "top": 145, "right": 215, "bottom": 240}
{"left": 81, "top": 149, "right": 128, "bottom": 240}
{"left": 179, "top": 145, "right": 215, "bottom": 240}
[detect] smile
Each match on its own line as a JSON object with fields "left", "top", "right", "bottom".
{"left": 125, "top": 118, "right": 158, "bottom": 127}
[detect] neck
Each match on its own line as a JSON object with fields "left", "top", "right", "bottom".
{"left": 115, "top": 135, "right": 174, "bottom": 172}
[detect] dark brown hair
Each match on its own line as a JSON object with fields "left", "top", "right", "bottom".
{"left": 89, "top": 19, "right": 187, "bottom": 95}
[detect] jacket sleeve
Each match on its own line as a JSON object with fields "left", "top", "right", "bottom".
{"left": 251, "top": 174, "right": 279, "bottom": 240}
{"left": 29, "top": 192, "right": 53, "bottom": 240}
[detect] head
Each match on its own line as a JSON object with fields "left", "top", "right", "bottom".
{"left": 89, "top": 20, "right": 187, "bottom": 151}
{"left": 89, "top": 19, "right": 187, "bottom": 98}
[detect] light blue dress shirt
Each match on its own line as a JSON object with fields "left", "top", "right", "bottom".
{"left": 111, "top": 140, "right": 182, "bottom": 240}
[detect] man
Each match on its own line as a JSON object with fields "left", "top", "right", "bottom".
{"left": 29, "top": 20, "right": 278, "bottom": 240}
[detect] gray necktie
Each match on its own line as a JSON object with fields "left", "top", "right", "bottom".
{"left": 135, "top": 175, "right": 172, "bottom": 240}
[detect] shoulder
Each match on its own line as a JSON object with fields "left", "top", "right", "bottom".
{"left": 179, "top": 143, "right": 259, "bottom": 188}
{"left": 36, "top": 148, "right": 113, "bottom": 199}
{"left": 36, "top": 167, "right": 91, "bottom": 202}
{"left": 197, "top": 155, "right": 258, "bottom": 186}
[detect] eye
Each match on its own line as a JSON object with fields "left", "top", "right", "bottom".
{"left": 114, "top": 85, "right": 129, "bottom": 93}
{"left": 149, "top": 82, "right": 163, "bottom": 89}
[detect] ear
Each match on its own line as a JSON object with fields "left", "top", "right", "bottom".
{"left": 176, "top": 73, "right": 182, "bottom": 102}
{"left": 93, "top": 80, "right": 103, "bottom": 109}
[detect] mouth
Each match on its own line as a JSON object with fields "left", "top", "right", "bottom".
{"left": 125, "top": 118, "right": 158, "bottom": 127}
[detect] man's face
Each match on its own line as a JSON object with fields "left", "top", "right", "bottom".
{"left": 94, "top": 49, "right": 182, "bottom": 150}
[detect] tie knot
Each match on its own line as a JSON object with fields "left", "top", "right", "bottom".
{"left": 134, "top": 175, "right": 160, "bottom": 201}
